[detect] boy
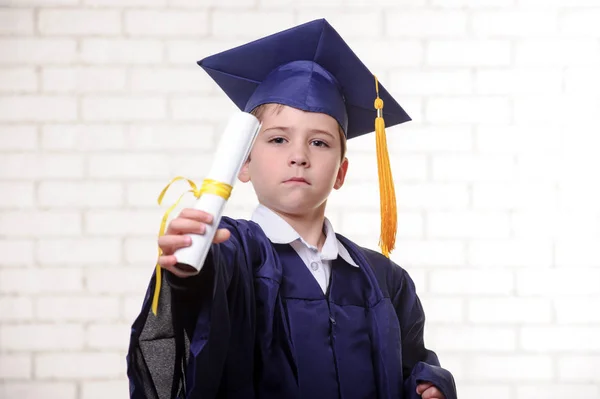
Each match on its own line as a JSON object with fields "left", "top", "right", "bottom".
{"left": 127, "top": 19, "right": 456, "bottom": 399}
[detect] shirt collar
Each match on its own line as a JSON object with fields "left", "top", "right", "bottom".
{"left": 251, "top": 204, "right": 359, "bottom": 267}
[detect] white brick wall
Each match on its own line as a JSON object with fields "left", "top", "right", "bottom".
{"left": 0, "top": 2, "right": 599, "bottom": 399}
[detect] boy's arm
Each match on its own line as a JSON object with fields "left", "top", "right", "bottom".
{"left": 390, "top": 267, "right": 457, "bottom": 399}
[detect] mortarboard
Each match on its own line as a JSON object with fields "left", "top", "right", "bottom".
{"left": 197, "top": 18, "right": 411, "bottom": 257}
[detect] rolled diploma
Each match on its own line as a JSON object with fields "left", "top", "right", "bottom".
{"left": 173, "top": 111, "right": 261, "bottom": 276}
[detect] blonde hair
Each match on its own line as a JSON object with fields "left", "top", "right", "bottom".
{"left": 250, "top": 103, "right": 347, "bottom": 162}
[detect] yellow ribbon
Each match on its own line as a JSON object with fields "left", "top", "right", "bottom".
{"left": 151, "top": 176, "right": 233, "bottom": 315}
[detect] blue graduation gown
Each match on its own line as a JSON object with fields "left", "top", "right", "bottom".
{"left": 127, "top": 217, "right": 456, "bottom": 399}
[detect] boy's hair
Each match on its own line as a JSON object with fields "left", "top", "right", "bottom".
{"left": 250, "top": 103, "right": 347, "bottom": 162}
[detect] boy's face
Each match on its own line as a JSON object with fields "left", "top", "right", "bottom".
{"left": 239, "top": 104, "right": 349, "bottom": 217}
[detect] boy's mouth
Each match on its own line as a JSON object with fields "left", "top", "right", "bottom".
{"left": 284, "top": 177, "right": 310, "bottom": 185}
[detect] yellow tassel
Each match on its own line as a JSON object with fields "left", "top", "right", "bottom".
{"left": 373, "top": 76, "right": 397, "bottom": 258}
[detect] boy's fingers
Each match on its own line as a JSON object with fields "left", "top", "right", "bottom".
{"left": 166, "top": 218, "right": 206, "bottom": 235}
{"left": 178, "top": 208, "right": 214, "bottom": 224}
{"left": 213, "top": 228, "right": 231, "bottom": 243}
{"left": 416, "top": 382, "right": 434, "bottom": 395}
{"left": 158, "top": 235, "right": 191, "bottom": 255}
{"left": 158, "top": 254, "right": 177, "bottom": 268}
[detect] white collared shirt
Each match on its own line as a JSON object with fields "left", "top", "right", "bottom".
{"left": 251, "top": 204, "right": 359, "bottom": 294}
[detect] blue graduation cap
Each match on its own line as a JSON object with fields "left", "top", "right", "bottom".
{"left": 197, "top": 18, "right": 410, "bottom": 140}
{"left": 197, "top": 18, "right": 411, "bottom": 257}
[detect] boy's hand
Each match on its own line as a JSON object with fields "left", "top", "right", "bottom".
{"left": 157, "top": 208, "right": 231, "bottom": 276}
{"left": 416, "top": 382, "right": 445, "bottom": 399}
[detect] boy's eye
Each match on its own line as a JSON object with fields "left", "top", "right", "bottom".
{"left": 269, "top": 137, "right": 287, "bottom": 144}
{"left": 311, "top": 140, "right": 329, "bottom": 148}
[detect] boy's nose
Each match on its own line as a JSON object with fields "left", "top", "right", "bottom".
{"left": 288, "top": 150, "right": 309, "bottom": 167}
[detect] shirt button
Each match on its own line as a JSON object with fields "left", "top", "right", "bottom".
{"left": 310, "top": 261, "right": 319, "bottom": 271}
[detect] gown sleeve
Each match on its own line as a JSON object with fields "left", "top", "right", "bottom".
{"left": 126, "top": 217, "right": 261, "bottom": 399}
{"left": 388, "top": 264, "right": 458, "bottom": 399}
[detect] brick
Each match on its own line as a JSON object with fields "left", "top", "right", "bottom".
{"left": 565, "top": 67, "right": 600, "bottom": 93}
{"left": 516, "top": 154, "right": 563, "bottom": 183}
{"left": 517, "top": 268, "right": 600, "bottom": 295}
{"left": 128, "top": 124, "right": 215, "bottom": 150}
{"left": 124, "top": 295, "right": 146, "bottom": 321}
{"left": 0, "top": 297, "right": 33, "bottom": 321}
{"left": 211, "top": 11, "right": 295, "bottom": 38}
{"left": 38, "top": 181, "right": 124, "bottom": 208}
{"left": 427, "top": 97, "right": 511, "bottom": 124}
{"left": 0, "top": 354, "right": 31, "bottom": 378}
{"left": 82, "top": 96, "right": 167, "bottom": 121}
{"left": 86, "top": 267, "right": 153, "bottom": 294}
{"left": 561, "top": 10, "right": 600, "bottom": 35}
{"left": 0, "top": 182, "right": 34, "bottom": 208}
{"left": 391, "top": 240, "right": 465, "bottom": 267}
{"left": 0, "top": 95, "right": 77, "bottom": 121}
{"left": 556, "top": 239, "right": 600, "bottom": 267}
{"left": 516, "top": 39, "right": 600, "bottom": 66}
{"left": 42, "top": 124, "right": 126, "bottom": 150}
{"left": 166, "top": 39, "right": 247, "bottom": 65}
{"left": 465, "top": 355, "right": 553, "bottom": 381}
{"left": 171, "top": 95, "right": 244, "bottom": 121}
{"left": 0, "top": 211, "right": 81, "bottom": 236}
{"left": 468, "top": 239, "right": 553, "bottom": 268}
{"left": 339, "top": 210, "right": 423, "bottom": 239}
{"left": 418, "top": 297, "right": 463, "bottom": 322}
{"left": 296, "top": 11, "right": 382, "bottom": 38}
{"left": 0, "top": 67, "right": 37, "bottom": 92}
{"left": 42, "top": 67, "right": 127, "bottom": 93}
{"left": 125, "top": 10, "right": 208, "bottom": 36}
{"left": 515, "top": 95, "right": 600, "bottom": 124}
{"left": 81, "top": 39, "right": 163, "bottom": 65}
{"left": 431, "top": 0, "right": 511, "bottom": 6}
{"left": 388, "top": 125, "right": 472, "bottom": 153}
{"left": 84, "top": 0, "right": 166, "bottom": 5}
{"left": 81, "top": 380, "right": 129, "bottom": 399}
{"left": 432, "top": 155, "right": 515, "bottom": 181}
{"left": 87, "top": 323, "right": 130, "bottom": 349}
{"left": 35, "top": 352, "right": 125, "bottom": 379}
{"left": 346, "top": 153, "right": 427, "bottom": 182}
{"left": 4, "top": 0, "right": 77, "bottom": 4}
{"left": 468, "top": 298, "right": 552, "bottom": 324}
{"left": 0, "top": 154, "right": 84, "bottom": 178}
{"left": 427, "top": 326, "right": 516, "bottom": 352}
{"left": 0, "top": 125, "right": 37, "bottom": 150}
{"left": 458, "top": 385, "right": 511, "bottom": 399}
{"left": 477, "top": 125, "right": 562, "bottom": 153}
{"left": 0, "top": 382, "right": 76, "bottom": 399}
{"left": 36, "top": 295, "right": 120, "bottom": 321}
{"left": 85, "top": 210, "right": 162, "bottom": 235}
{"left": 1, "top": 324, "right": 84, "bottom": 351}
{"left": 396, "top": 184, "right": 469, "bottom": 210}
{"left": 88, "top": 154, "right": 170, "bottom": 178}
{"left": 521, "top": 327, "right": 600, "bottom": 352}
{"left": 472, "top": 11, "right": 556, "bottom": 36}
{"left": 126, "top": 180, "right": 177, "bottom": 207}
{"left": 385, "top": 11, "right": 467, "bottom": 37}
{"left": 0, "top": 268, "right": 83, "bottom": 294}
{"left": 130, "top": 67, "right": 212, "bottom": 93}
{"left": 36, "top": 238, "right": 122, "bottom": 265}
{"left": 558, "top": 182, "right": 600, "bottom": 210}
{"left": 512, "top": 211, "right": 599, "bottom": 239}
{"left": 0, "top": 9, "right": 34, "bottom": 35}
{"left": 517, "top": 385, "right": 599, "bottom": 399}
{"left": 390, "top": 69, "right": 472, "bottom": 95}
{"left": 347, "top": 40, "right": 424, "bottom": 69}
{"left": 427, "top": 40, "right": 511, "bottom": 66}
{"left": 430, "top": 269, "right": 513, "bottom": 294}
{"left": 472, "top": 183, "right": 557, "bottom": 210}
{"left": 174, "top": 0, "right": 255, "bottom": 6}
{"left": 428, "top": 211, "right": 511, "bottom": 239}
{"left": 476, "top": 68, "right": 562, "bottom": 94}
{"left": 0, "top": 38, "right": 77, "bottom": 64}
{"left": 555, "top": 298, "right": 600, "bottom": 324}
{"left": 558, "top": 356, "right": 600, "bottom": 382}
{"left": 38, "top": 10, "right": 121, "bottom": 35}
{"left": 0, "top": 239, "right": 35, "bottom": 265}
{"left": 125, "top": 237, "right": 157, "bottom": 265}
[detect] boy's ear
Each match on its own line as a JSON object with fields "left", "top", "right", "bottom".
{"left": 238, "top": 158, "right": 251, "bottom": 183}
{"left": 333, "top": 157, "right": 349, "bottom": 190}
